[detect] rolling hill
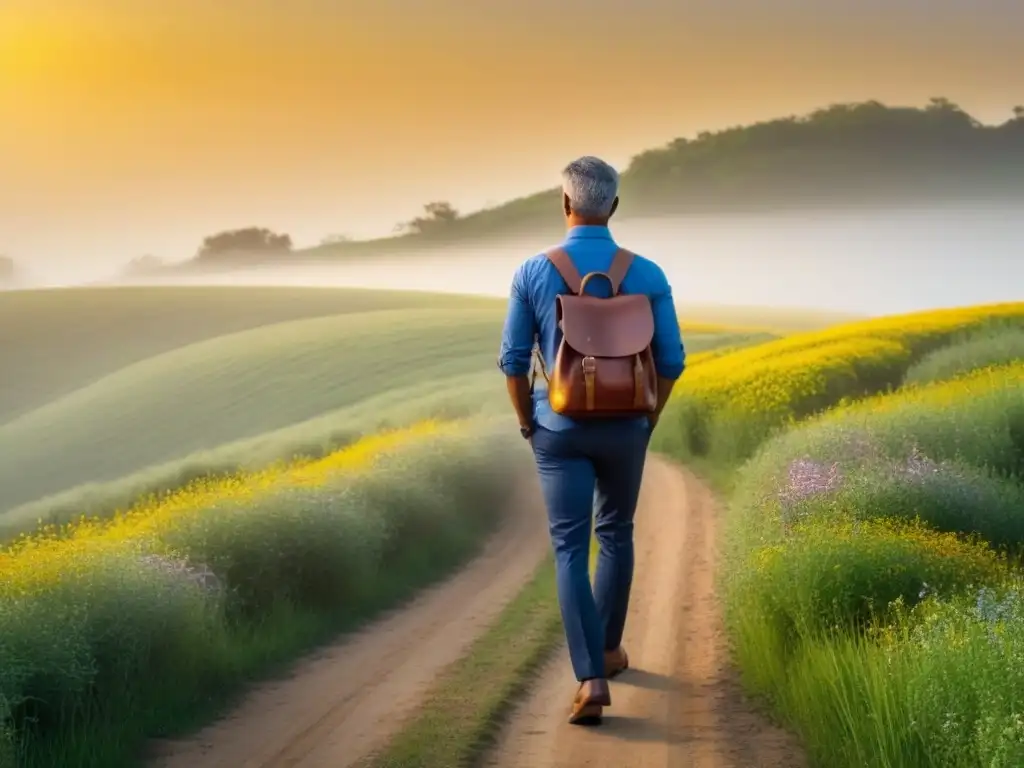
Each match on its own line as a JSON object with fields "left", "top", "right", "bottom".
{"left": 0, "top": 284, "right": 862, "bottom": 525}
{"left": 0, "top": 286, "right": 497, "bottom": 424}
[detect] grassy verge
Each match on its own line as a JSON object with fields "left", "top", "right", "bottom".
{"left": 0, "top": 423, "right": 527, "bottom": 767}
{"left": 667, "top": 348, "right": 1024, "bottom": 765}
{"left": 654, "top": 302, "right": 1024, "bottom": 467}
{"left": 0, "top": 373, "right": 507, "bottom": 542}
{"left": 2, "top": 309, "right": 761, "bottom": 537}
{"left": 366, "top": 556, "right": 562, "bottom": 768}
{"left": 902, "top": 321, "right": 1024, "bottom": 387}
{"left": 367, "top": 535, "right": 611, "bottom": 768}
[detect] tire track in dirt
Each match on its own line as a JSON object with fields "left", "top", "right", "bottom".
{"left": 148, "top": 471, "right": 549, "bottom": 768}
{"left": 485, "top": 458, "right": 805, "bottom": 768}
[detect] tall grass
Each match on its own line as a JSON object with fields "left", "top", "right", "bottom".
{"left": 0, "top": 378, "right": 507, "bottom": 542}
{"left": 0, "top": 421, "right": 527, "bottom": 767}
{"left": 721, "top": 368, "right": 1024, "bottom": 765}
{"left": 655, "top": 304, "right": 1024, "bottom": 766}
{"left": 654, "top": 302, "right": 1024, "bottom": 467}
{"left": 903, "top": 323, "right": 1024, "bottom": 387}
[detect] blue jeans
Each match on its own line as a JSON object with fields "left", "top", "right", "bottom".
{"left": 531, "top": 419, "right": 652, "bottom": 681}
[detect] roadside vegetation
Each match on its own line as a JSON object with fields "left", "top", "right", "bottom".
{"left": 652, "top": 302, "right": 1024, "bottom": 767}
{"left": 0, "top": 284, "right": 798, "bottom": 766}
{"left": 0, "top": 422, "right": 525, "bottom": 767}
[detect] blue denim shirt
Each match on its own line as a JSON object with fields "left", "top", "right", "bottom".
{"left": 497, "top": 225, "right": 686, "bottom": 432}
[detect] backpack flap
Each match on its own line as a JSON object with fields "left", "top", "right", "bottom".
{"left": 551, "top": 290, "right": 657, "bottom": 415}
{"left": 557, "top": 293, "right": 654, "bottom": 357}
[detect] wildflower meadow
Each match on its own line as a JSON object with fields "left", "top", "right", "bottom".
{"left": 0, "top": 419, "right": 526, "bottom": 767}
{"left": 5, "top": 290, "right": 1023, "bottom": 768}
{"left": 652, "top": 303, "right": 1024, "bottom": 767}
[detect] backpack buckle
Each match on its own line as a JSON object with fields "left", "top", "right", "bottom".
{"left": 581, "top": 356, "right": 597, "bottom": 373}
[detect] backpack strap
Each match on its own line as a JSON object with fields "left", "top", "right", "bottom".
{"left": 544, "top": 248, "right": 583, "bottom": 294}
{"left": 546, "top": 247, "right": 635, "bottom": 296}
{"left": 606, "top": 248, "right": 636, "bottom": 295}
{"left": 532, "top": 247, "right": 580, "bottom": 395}
{"left": 529, "top": 339, "right": 548, "bottom": 394}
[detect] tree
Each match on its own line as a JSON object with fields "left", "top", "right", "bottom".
{"left": 398, "top": 201, "right": 461, "bottom": 235}
{"left": 195, "top": 227, "right": 293, "bottom": 263}
{"left": 320, "top": 233, "right": 352, "bottom": 245}
{"left": 0, "top": 255, "right": 13, "bottom": 283}
{"left": 926, "top": 96, "right": 956, "bottom": 112}
{"left": 1013, "top": 106, "right": 1024, "bottom": 120}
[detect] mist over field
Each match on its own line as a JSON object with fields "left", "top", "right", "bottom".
{"left": 12, "top": 203, "right": 1022, "bottom": 317}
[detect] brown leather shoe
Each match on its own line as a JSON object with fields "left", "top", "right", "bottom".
{"left": 604, "top": 647, "right": 629, "bottom": 679}
{"left": 569, "top": 679, "right": 611, "bottom": 725}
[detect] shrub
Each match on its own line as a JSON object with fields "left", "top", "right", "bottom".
{"left": 811, "top": 363, "right": 1024, "bottom": 480}
{"left": 728, "top": 517, "right": 1003, "bottom": 646}
{"left": 903, "top": 324, "right": 1024, "bottom": 387}
{"left": 706, "top": 341, "right": 1024, "bottom": 767}
{"left": 654, "top": 302, "right": 1024, "bottom": 466}
{"left": 0, "top": 423, "right": 525, "bottom": 766}
{"left": 896, "top": 586, "right": 1024, "bottom": 767}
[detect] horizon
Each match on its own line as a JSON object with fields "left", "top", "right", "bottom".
{"left": 3, "top": 1, "right": 1024, "bottom": 270}
{"left": 3, "top": 97, "right": 1022, "bottom": 273}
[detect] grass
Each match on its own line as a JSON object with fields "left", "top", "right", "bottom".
{"left": 0, "top": 286, "right": 497, "bottom": 424}
{"left": 0, "top": 286, "right": 772, "bottom": 521}
{"left": 649, "top": 301, "right": 1024, "bottom": 767}
{"left": 653, "top": 301, "right": 1024, "bottom": 467}
{"left": 0, "top": 306, "right": 507, "bottom": 512}
{"left": 0, "top": 283, "right": 831, "bottom": 765}
{"left": 0, "top": 370, "right": 500, "bottom": 540}
{"left": 366, "top": 557, "right": 562, "bottom": 768}
{"left": 365, "top": 539, "right": 606, "bottom": 768}
{"left": 0, "top": 284, "right": 814, "bottom": 433}
{"left": 0, "top": 422, "right": 528, "bottom": 767}
{"left": 902, "top": 322, "right": 1024, "bottom": 386}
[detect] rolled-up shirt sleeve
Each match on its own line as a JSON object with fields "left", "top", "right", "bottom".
{"left": 649, "top": 268, "right": 686, "bottom": 380}
{"left": 497, "top": 261, "right": 537, "bottom": 376}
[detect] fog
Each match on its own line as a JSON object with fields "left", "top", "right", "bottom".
{"left": 10, "top": 204, "right": 1024, "bottom": 316}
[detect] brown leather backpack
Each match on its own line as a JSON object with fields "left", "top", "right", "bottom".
{"left": 531, "top": 247, "right": 657, "bottom": 418}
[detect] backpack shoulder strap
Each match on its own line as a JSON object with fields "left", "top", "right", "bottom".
{"left": 606, "top": 248, "right": 636, "bottom": 295}
{"left": 544, "top": 248, "right": 583, "bottom": 294}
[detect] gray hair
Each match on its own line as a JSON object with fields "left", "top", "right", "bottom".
{"left": 561, "top": 156, "right": 619, "bottom": 217}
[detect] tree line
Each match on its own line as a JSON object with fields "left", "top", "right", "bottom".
{"left": 189, "top": 99, "right": 1024, "bottom": 262}
{"left": 9, "top": 98, "right": 1021, "bottom": 272}
{"left": 620, "top": 98, "right": 1024, "bottom": 212}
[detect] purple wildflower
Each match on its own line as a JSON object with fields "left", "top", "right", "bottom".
{"left": 898, "top": 445, "right": 942, "bottom": 478}
{"left": 780, "top": 458, "right": 844, "bottom": 505}
{"left": 138, "top": 554, "right": 221, "bottom": 594}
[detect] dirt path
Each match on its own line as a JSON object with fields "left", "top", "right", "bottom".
{"left": 149, "top": 458, "right": 803, "bottom": 768}
{"left": 148, "top": 473, "right": 550, "bottom": 768}
{"left": 486, "top": 457, "right": 804, "bottom": 768}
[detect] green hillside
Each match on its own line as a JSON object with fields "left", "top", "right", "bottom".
{"left": 0, "top": 307, "right": 504, "bottom": 511}
{"left": 0, "top": 286, "right": 497, "bottom": 423}
{"left": 1, "top": 284, "right": 848, "bottom": 522}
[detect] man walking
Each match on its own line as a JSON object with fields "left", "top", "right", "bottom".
{"left": 497, "top": 156, "right": 685, "bottom": 725}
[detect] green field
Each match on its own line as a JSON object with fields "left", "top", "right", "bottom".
{"left": 0, "top": 286, "right": 812, "bottom": 528}
{"left": 23, "top": 282, "right": 993, "bottom": 767}
{"left": 649, "top": 302, "right": 1024, "bottom": 767}
{"left": 0, "top": 286, "right": 499, "bottom": 424}
{"left": 0, "top": 283, "right": 805, "bottom": 766}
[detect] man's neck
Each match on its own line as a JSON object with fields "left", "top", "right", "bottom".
{"left": 566, "top": 215, "right": 610, "bottom": 229}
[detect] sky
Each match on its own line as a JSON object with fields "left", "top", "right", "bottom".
{"left": 2, "top": 0, "right": 1023, "bottom": 272}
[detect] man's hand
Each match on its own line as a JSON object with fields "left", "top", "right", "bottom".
{"left": 506, "top": 375, "right": 534, "bottom": 434}
{"left": 648, "top": 375, "right": 676, "bottom": 434}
